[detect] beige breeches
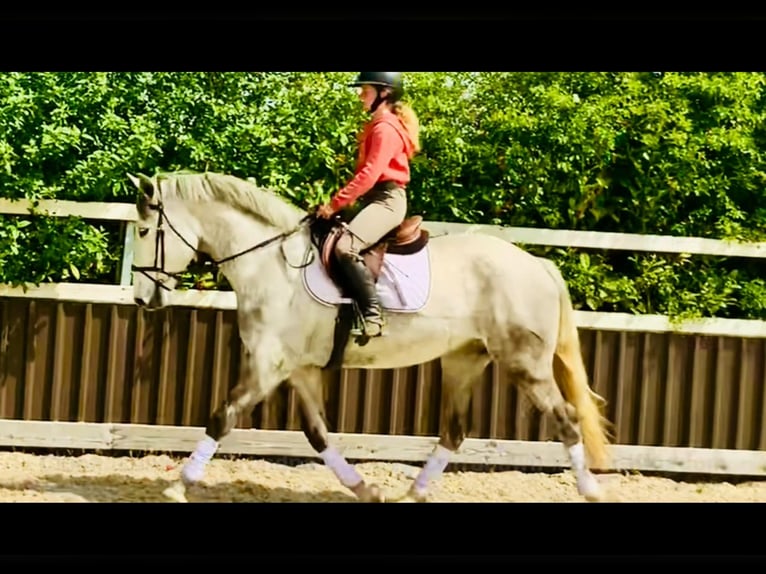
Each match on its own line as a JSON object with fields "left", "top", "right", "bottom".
{"left": 334, "top": 186, "right": 407, "bottom": 257}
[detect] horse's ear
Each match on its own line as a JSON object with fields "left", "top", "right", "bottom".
{"left": 128, "top": 172, "right": 156, "bottom": 199}
{"left": 130, "top": 173, "right": 156, "bottom": 217}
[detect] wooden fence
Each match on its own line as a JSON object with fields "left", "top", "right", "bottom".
{"left": 1, "top": 198, "right": 766, "bottom": 477}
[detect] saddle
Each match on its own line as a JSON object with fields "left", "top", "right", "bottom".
{"left": 310, "top": 215, "right": 430, "bottom": 283}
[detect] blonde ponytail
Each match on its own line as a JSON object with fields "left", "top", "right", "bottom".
{"left": 391, "top": 101, "right": 421, "bottom": 153}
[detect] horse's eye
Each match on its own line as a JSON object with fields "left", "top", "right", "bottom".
{"left": 138, "top": 228, "right": 149, "bottom": 238}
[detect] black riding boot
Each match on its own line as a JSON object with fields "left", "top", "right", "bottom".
{"left": 336, "top": 253, "right": 384, "bottom": 337}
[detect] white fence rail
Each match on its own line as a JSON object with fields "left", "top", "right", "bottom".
{"left": 5, "top": 198, "right": 766, "bottom": 257}
{"left": 2, "top": 419, "right": 765, "bottom": 476}
{"left": 1, "top": 282, "right": 764, "bottom": 338}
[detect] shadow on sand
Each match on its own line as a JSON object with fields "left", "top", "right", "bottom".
{"left": 0, "top": 473, "right": 358, "bottom": 502}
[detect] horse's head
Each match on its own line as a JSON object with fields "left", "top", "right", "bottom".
{"left": 129, "top": 173, "right": 201, "bottom": 310}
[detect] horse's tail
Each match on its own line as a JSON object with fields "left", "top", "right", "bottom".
{"left": 538, "top": 257, "right": 612, "bottom": 470}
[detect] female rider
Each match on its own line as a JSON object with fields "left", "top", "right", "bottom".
{"left": 317, "top": 72, "right": 421, "bottom": 337}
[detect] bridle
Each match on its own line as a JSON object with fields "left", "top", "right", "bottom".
{"left": 130, "top": 180, "right": 315, "bottom": 292}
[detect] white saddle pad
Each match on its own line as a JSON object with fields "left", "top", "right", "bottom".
{"left": 302, "top": 246, "right": 431, "bottom": 313}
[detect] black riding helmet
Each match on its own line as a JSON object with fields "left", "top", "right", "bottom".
{"left": 349, "top": 72, "right": 404, "bottom": 112}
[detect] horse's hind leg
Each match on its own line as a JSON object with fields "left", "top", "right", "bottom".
{"left": 515, "top": 369, "right": 604, "bottom": 502}
{"left": 400, "top": 344, "right": 491, "bottom": 502}
{"left": 290, "top": 366, "right": 384, "bottom": 502}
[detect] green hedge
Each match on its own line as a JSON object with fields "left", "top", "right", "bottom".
{"left": 1, "top": 72, "right": 764, "bottom": 320}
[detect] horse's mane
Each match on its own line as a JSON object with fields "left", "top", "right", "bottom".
{"left": 155, "top": 171, "right": 306, "bottom": 231}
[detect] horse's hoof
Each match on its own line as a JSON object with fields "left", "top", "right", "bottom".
{"left": 583, "top": 491, "right": 604, "bottom": 502}
{"left": 354, "top": 482, "right": 385, "bottom": 503}
{"left": 163, "top": 481, "right": 189, "bottom": 503}
{"left": 577, "top": 472, "right": 603, "bottom": 502}
{"left": 395, "top": 489, "right": 428, "bottom": 503}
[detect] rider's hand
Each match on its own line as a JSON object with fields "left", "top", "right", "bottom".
{"left": 316, "top": 204, "right": 335, "bottom": 219}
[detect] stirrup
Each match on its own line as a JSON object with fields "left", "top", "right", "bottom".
{"left": 349, "top": 301, "right": 385, "bottom": 339}
{"left": 363, "top": 317, "right": 384, "bottom": 337}
{"left": 350, "top": 316, "right": 384, "bottom": 338}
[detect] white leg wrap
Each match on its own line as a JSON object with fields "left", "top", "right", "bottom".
{"left": 568, "top": 442, "right": 587, "bottom": 472}
{"left": 412, "top": 444, "right": 452, "bottom": 496}
{"left": 320, "top": 446, "right": 363, "bottom": 489}
{"left": 568, "top": 441, "right": 601, "bottom": 499}
{"left": 181, "top": 435, "right": 219, "bottom": 485}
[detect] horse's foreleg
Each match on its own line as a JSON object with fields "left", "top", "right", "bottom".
{"left": 290, "top": 366, "right": 384, "bottom": 502}
{"left": 401, "top": 346, "right": 490, "bottom": 502}
{"left": 180, "top": 385, "right": 259, "bottom": 485}
{"left": 163, "top": 382, "right": 261, "bottom": 502}
{"left": 164, "top": 338, "right": 287, "bottom": 502}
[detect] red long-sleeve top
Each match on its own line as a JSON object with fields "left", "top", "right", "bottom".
{"left": 329, "top": 108, "right": 416, "bottom": 212}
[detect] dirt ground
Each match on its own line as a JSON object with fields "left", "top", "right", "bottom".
{"left": 0, "top": 450, "right": 765, "bottom": 502}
